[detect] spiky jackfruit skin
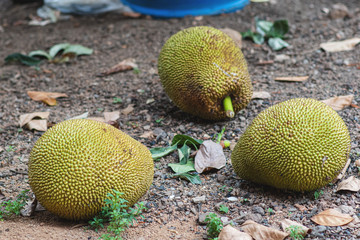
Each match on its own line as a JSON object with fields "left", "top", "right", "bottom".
{"left": 158, "top": 26, "right": 253, "bottom": 120}
{"left": 28, "top": 119, "right": 154, "bottom": 220}
{"left": 231, "top": 98, "right": 351, "bottom": 192}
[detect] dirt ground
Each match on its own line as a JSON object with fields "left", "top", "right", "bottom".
{"left": 0, "top": 0, "right": 359, "bottom": 239}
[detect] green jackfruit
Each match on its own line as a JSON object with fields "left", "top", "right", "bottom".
{"left": 158, "top": 26, "right": 253, "bottom": 120}
{"left": 231, "top": 98, "right": 351, "bottom": 192}
{"left": 28, "top": 119, "right": 154, "bottom": 220}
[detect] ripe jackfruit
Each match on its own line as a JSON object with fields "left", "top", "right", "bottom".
{"left": 28, "top": 119, "right": 154, "bottom": 220}
{"left": 158, "top": 26, "right": 253, "bottom": 120}
{"left": 231, "top": 98, "right": 351, "bottom": 192}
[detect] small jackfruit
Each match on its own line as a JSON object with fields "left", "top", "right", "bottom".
{"left": 158, "top": 26, "right": 253, "bottom": 120}
{"left": 231, "top": 98, "right": 351, "bottom": 192}
{"left": 28, "top": 119, "right": 154, "bottom": 220}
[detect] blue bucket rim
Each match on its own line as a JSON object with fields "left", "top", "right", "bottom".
{"left": 121, "top": 0, "right": 250, "bottom": 18}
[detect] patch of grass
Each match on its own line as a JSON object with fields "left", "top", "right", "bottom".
{"left": 314, "top": 190, "right": 324, "bottom": 200}
{"left": 267, "top": 208, "right": 274, "bottom": 215}
{"left": 89, "top": 190, "right": 146, "bottom": 240}
{"left": 286, "top": 225, "right": 305, "bottom": 240}
{"left": 204, "top": 212, "right": 223, "bottom": 240}
{"left": 218, "top": 204, "right": 229, "bottom": 214}
{"left": 5, "top": 146, "right": 15, "bottom": 152}
{"left": 112, "top": 97, "right": 123, "bottom": 104}
{"left": 0, "top": 190, "right": 30, "bottom": 220}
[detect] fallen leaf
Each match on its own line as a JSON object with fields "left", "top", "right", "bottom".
{"left": 350, "top": 103, "right": 360, "bottom": 109}
{"left": 311, "top": 209, "right": 354, "bottom": 226}
{"left": 220, "top": 28, "right": 242, "bottom": 48}
{"left": 320, "top": 38, "right": 360, "bottom": 52}
{"left": 194, "top": 140, "right": 226, "bottom": 173}
{"left": 322, "top": 95, "right": 354, "bottom": 111}
{"left": 146, "top": 98, "right": 155, "bottom": 104}
{"left": 98, "top": 58, "right": 137, "bottom": 76}
{"left": 252, "top": 91, "right": 271, "bottom": 99}
{"left": 121, "top": 104, "right": 135, "bottom": 116}
{"left": 27, "top": 119, "right": 48, "bottom": 131}
{"left": 140, "top": 131, "right": 154, "bottom": 138}
{"left": 19, "top": 112, "right": 50, "bottom": 127}
{"left": 274, "top": 76, "right": 309, "bottom": 82}
{"left": 104, "top": 111, "right": 120, "bottom": 122}
{"left": 219, "top": 225, "right": 252, "bottom": 240}
{"left": 294, "top": 204, "right": 307, "bottom": 212}
{"left": 27, "top": 91, "right": 68, "bottom": 106}
{"left": 281, "top": 219, "right": 310, "bottom": 237}
{"left": 336, "top": 158, "right": 351, "bottom": 181}
{"left": 355, "top": 159, "right": 360, "bottom": 167}
{"left": 336, "top": 176, "right": 360, "bottom": 192}
{"left": 241, "top": 220, "right": 289, "bottom": 240}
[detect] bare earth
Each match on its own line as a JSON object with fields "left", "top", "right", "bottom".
{"left": 0, "top": 0, "right": 359, "bottom": 239}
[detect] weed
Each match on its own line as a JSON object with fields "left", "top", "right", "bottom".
{"left": 267, "top": 208, "right": 274, "bottom": 215}
{"left": 112, "top": 97, "right": 123, "bottom": 104}
{"left": 0, "top": 190, "right": 29, "bottom": 220}
{"left": 89, "top": 190, "right": 146, "bottom": 240}
{"left": 204, "top": 212, "right": 223, "bottom": 240}
{"left": 133, "top": 67, "right": 140, "bottom": 74}
{"left": 218, "top": 205, "right": 229, "bottom": 214}
{"left": 314, "top": 190, "right": 324, "bottom": 200}
{"left": 286, "top": 225, "right": 305, "bottom": 240}
{"left": 5, "top": 146, "right": 15, "bottom": 152}
{"left": 155, "top": 118, "right": 163, "bottom": 124}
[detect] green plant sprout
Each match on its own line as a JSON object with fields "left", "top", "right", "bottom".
{"left": 314, "top": 190, "right": 324, "bottom": 200}
{"left": 218, "top": 205, "right": 229, "bottom": 214}
{"left": 204, "top": 212, "right": 223, "bottom": 240}
{"left": 112, "top": 97, "right": 123, "bottom": 104}
{"left": 5, "top": 146, "right": 15, "bottom": 152}
{"left": 89, "top": 190, "right": 146, "bottom": 240}
{"left": 267, "top": 208, "right": 274, "bottom": 215}
{"left": 286, "top": 225, "right": 305, "bottom": 240}
{"left": 0, "top": 190, "right": 29, "bottom": 220}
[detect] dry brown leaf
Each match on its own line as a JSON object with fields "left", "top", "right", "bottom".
{"left": 194, "top": 140, "right": 226, "bottom": 173}
{"left": 140, "top": 131, "right": 154, "bottom": 139}
{"left": 219, "top": 225, "right": 252, "bottom": 240}
{"left": 336, "top": 176, "right": 360, "bottom": 192}
{"left": 241, "top": 220, "right": 289, "bottom": 240}
{"left": 322, "top": 95, "right": 354, "bottom": 111}
{"left": 121, "top": 104, "right": 135, "bottom": 116}
{"left": 252, "top": 91, "right": 271, "bottom": 99}
{"left": 19, "top": 112, "right": 50, "bottom": 127}
{"left": 220, "top": 28, "right": 242, "bottom": 48}
{"left": 98, "top": 58, "right": 138, "bottom": 76}
{"left": 104, "top": 111, "right": 120, "bottom": 122}
{"left": 27, "top": 91, "right": 68, "bottom": 106}
{"left": 336, "top": 158, "right": 351, "bottom": 181}
{"left": 274, "top": 76, "right": 309, "bottom": 82}
{"left": 355, "top": 159, "right": 360, "bottom": 167}
{"left": 27, "top": 119, "right": 48, "bottom": 131}
{"left": 320, "top": 38, "right": 360, "bottom": 52}
{"left": 281, "top": 219, "right": 310, "bottom": 237}
{"left": 294, "top": 204, "right": 307, "bottom": 212}
{"left": 311, "top": 209, "right": 354, "bottom": 226}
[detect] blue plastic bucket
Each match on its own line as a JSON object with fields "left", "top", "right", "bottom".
{"left": 121, "top": 0, "right": 250, "bottom": 18}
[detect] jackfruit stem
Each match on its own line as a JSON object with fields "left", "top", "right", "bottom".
{"left": 223, "top": 96, "right": 234, "bottom": 118}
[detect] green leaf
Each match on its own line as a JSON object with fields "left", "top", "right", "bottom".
{"left": 28, "top": 50, "right": 52, "bottom": 60}
{"left": 4, "top": 53, "right": 42, "bottom": 66}
{"left": 168, "top": 160, "right": 196, "bottom": 174}
{"left": 268, "top": 37, "right": 289, "bottom": 50}
{"left": 150, "top": 144, "right": 178, "bottom": 160}
{"left": 171, "top": 134, "right": 203, "bottom": 149}
{"left": 241, "top": 30, "right": 264, "bottom": 44}
{"left": 49, "top": 43, "right": 70, "bottom": 58}
{"left": 178, "top": 144, "right": 191, "bottom": 164}
{"left": 63, "top": 44, "right": 93, "bottom": 55}
{"left": 255, "top": 18, "right": 273, "bottom": 36}
{"left": 172, "top": 172, "right": 201, "bottom": 184}
{"left": 268, "top": 20, "right": 289, "bottom": 38}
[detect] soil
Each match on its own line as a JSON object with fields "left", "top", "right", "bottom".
{"left": 0, "top": 0, "right": 359, "bottom": 239}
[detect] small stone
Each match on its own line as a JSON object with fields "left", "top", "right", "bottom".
{"left": 336, "top": 205, "right": 354, "bottom": 215}
{"left": 179, "top": 125, "right": 186, "bottom": 133}
{"left": 245, "top": 213, "right": 262, "bottom": 223}
{"left": 227, "top": 197, "right": 238, "bottom": 202}
{"left": 329, "top": 3, "right": 350, "bottom": 19}
{"left": 192, "top": 195, "right": 206, "bottom": 203}
{"left": 313, "top": 225, "right": 327, "bottom": 233}
{"left": 217, "top": 174, "right": 226, "bottom": 182}
{"left": 252, "top": 206, "right": 265, "bottom": 215}
{"left": 274, "top": 54, "right": 290, "bottom": 62}
{"left": 190, "top": 207, "right": 197, "bottom": 215}
{"left": 198, "top": 212, "right": 215, "bottom": 224}
{"left": 220, "top": 216, "right": 230, "bottom": 225}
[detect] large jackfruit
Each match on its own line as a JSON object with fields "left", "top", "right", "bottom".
{"left": 158, "top": 26, "right": 253, "bottom": 120}
{"left": 28, "top": 119, "right": 154, "bottom": 220}
{"left": 231, "top": 98, "right": 351, "bottom": 192}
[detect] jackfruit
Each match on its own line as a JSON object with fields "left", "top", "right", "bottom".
{"left": 28, "top": 119, "right": 154, "bottom": 220}
{"left": 231, "top": 98, "right": 351, "bottom": 192}
{"left": 158, "top": 26, "right": 253, "bottom": 120}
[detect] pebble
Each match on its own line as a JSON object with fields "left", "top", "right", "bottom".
{"left": 336, "top": 205, "right": 354, "bottom": 215}
{"left": 227, "top": 197, "right": 238, "bottom": 202}
{"left": 198, "top": 212, "right": 215, "bottom": 224}
{"left": 192, "top": 195, "right": 206, "bottom": 203}
{"left": 179, "top": 125, "right": 186, "bottom": 133}
{"left": 252, "top": 206, "right": 265, "bottom": 215}
{"left": 245, "top": 213, "right": 263, "bottom": 223}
